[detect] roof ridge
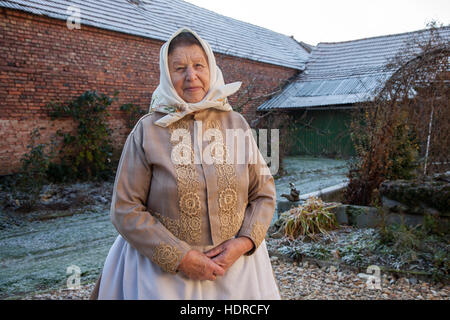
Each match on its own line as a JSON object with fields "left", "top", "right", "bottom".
{"left": 315, "top": 25, "right": 450, "bottom": 46}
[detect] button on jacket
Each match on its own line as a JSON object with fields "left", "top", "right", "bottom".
{"left": 110, "top": 108, "right": 276, "bottom": 274}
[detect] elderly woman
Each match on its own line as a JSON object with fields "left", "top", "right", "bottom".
{"left": 90, "top": 27, "right": 280, "bottom": 300}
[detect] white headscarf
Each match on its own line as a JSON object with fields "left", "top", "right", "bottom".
{"left": 149, "top": 27, "right": 242, "bottom": 128}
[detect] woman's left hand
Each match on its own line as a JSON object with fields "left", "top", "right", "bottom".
{"left": 204, "top": 237, "right": 254, "bottom": 272}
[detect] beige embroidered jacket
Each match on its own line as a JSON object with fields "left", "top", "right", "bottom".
{"left": 110, "top": 108, "right": 276, "bottom": 274}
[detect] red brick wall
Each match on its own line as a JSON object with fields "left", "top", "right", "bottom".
{"left": 0, "top": 8, "right": 299, "bottom": 175}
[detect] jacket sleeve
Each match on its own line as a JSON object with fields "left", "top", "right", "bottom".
{"left": 237, "top": 121, "right": 277, "bottom": 256}
{"left": 110, "top": 121, "right": 191, "bottom": 274}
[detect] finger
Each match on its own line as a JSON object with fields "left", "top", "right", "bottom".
{"left": 211, "top": 263, "right": 226, "bottom": 276}
{"left": 207, "top": 276, "right": 216, "bottom": 281}
{"left": 204, "top": 246, "right": 223, "bottom": 258}
{"left": 211, "top": 256, "right": 227, "bottom": 269}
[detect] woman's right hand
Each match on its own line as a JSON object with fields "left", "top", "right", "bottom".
{"left": 177, "top": 250, "right": 225, "bottom": 281}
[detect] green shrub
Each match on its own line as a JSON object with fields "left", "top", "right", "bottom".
{"left": 120, "top": 103, "right": 146, "bottom": 129}
{"left": 45, "top": 90, "right": 117, "bottom": 181}
{"left": 1, "top": 128, "right": 58, "bottom": 210}
{"left": 385, "top": 115, "right": 420, "bottom": 181}
{"left": 16, "top": 128, "right": 57, "bottom": 193}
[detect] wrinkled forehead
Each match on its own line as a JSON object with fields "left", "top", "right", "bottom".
{"left": 168, "top": 44, "right": 209, "bottom": 65}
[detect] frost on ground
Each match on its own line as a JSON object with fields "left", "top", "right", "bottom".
{"left": 268, "top": 225, "right": 449, "bottom": 283}
{"left": 1, "top": 171, "right": 448, "bottom": 300}
{"left": 19, "top": 234, "right": 450, "bottom": 300}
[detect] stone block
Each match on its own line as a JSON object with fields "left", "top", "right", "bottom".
{"left": 330, "top": 205, "right": 349, "bottom": 225}
{"left": 277, "top": 200, "right": 301, "bottom": 216}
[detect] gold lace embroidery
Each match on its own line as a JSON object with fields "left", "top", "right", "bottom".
{"left": 250, "top": 221, "right": 267, "bottom": 248}
{"left": 153, "top": 211, "right": 180, "bottom": 236}
{"left": 166, "top": 119, "right": 202, "bottom": 244}
{"left": 205, "top": 120, "right": 244, "bottom": 240}
{"left": 153, "top": 211, "right": 203, "bottom": 244}
{"left": 151, "top": 243, "right": 182, "bottom": 274}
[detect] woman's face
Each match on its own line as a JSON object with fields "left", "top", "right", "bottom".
{"left": 168, "top": 44, "right": 210, "bottom": 103}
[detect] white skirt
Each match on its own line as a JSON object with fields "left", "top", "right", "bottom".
{"left": 98, "top": 235, "right": 281, "bottom": 300}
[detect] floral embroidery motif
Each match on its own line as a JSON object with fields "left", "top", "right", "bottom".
{"left": 153, "top": 104, "right": 186, "bottom": 114}
{"left": 206, "top": 120, "right": 244, "bottom": 240}
{"left": 165, "top": 119, "right": 202, "bottom": 244}
{"left": 180, "top": 192, "right": 201, "bottom": 216}
{"left": 162, "top": 105, "right": 178, "bottom": 113}
{"left": 151, "top": 243, "right": 182, "bottom": 274}
{"left": 250, "top": 221, "right": 267, "bottom": 248}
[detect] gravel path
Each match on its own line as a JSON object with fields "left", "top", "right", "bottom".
{"left": 18, "top": 255, "right": 449, "bottom": 300}
{"left": 271, "top": 257, "right": 448, "bottom": 300}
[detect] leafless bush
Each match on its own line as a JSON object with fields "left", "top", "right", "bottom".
{"left": 345, "top": 23, "right": 449, "bottom": 206}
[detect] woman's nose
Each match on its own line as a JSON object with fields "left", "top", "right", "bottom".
{"left": 185, "top": 66, "right": 198, "bottom": 81}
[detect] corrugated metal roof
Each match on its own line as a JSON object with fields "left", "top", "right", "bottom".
{"left": 258, "top": 26, "right": 450, "bottom": 110}
{"left": 0, "top": 0, "right": 309, "bottom": 70}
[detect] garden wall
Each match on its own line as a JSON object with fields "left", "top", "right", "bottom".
{"left": 0, "top": 8, "right": 298, "bottom": 175}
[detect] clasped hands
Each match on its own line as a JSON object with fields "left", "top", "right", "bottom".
{"left": 176, "top": 237, "right": 254, "bottom": 281}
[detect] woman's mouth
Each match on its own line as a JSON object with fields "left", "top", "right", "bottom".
{"left": 186, "top": 87, "right": 202, "bottom": 92}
